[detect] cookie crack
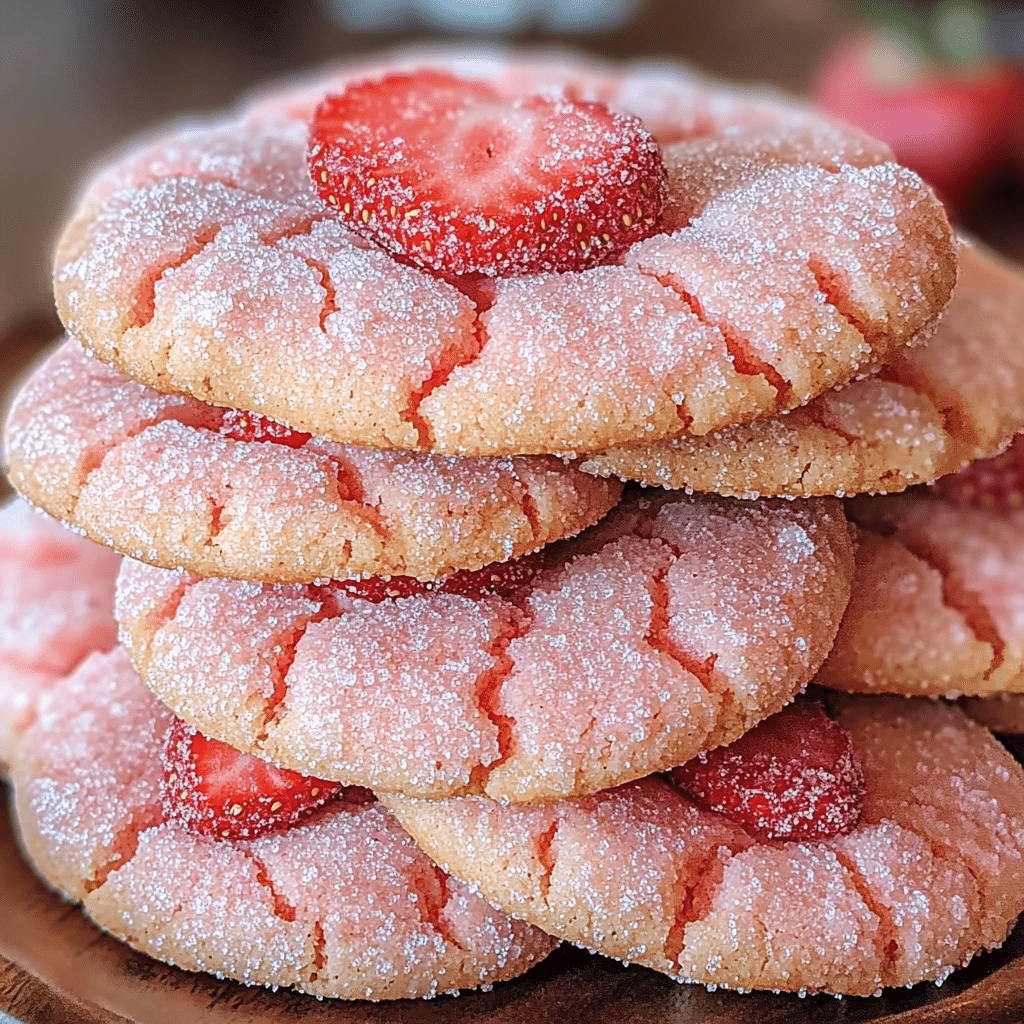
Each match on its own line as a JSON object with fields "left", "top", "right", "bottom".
{"left": 292, "top": 253, "right": 339, "bottom": 334}
{"left": 644, "top": 565, "right": 721, "bottom": 697}
{"left": 535, "top": 819, "right": 560, "bottom": 901}
{"left": 125, "top": 224, "right": 221, "bottom": 332}
{"left": 402, "top": 308, "right": 488, "bottom": 449}
{"left": 831, "top": 848, "right": 900, "bottom": 985}
{"left": 898, "top": 533, "right": 1006, "bottom": 684}
{"left": 471, "top": 610, "right": 530, "bottom": 792}
{"left": 246, "top": 852, "right": 298, "bottom": 923}
{"left": 258, "top": 595, "right": 339, "bottom": 744}
{"left": 84, "top": 806, "right": 164, "bottom": 894}
{"left": 802, "top": 400, "right": 862, "bottom": 447}
{"left": 808, "top": 256, "right": 875, "bottom": 347}
{"left": 664, "top": 846, "right": 733, "bottom": 970}
{"left": 310, "top": 920, "right": 328, "bottom": 982}
{"left": 640, "top": 269, "right": 792, "bottom": 409}
{"left": 413, "top": 865, "right": 466, "bottom": 951}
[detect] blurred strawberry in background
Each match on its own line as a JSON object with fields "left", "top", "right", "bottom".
{"left": 813, "top": 1, "right": 1024, "bottom": 213}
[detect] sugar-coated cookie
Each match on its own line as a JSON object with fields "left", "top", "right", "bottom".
{"left": 8, "top": 647, "right": 557, "bottom": 999}
{"left": 817, "top": 493, "right": 1024, "bottom": 698}
{"left": 115, "top": 491, "right": 854, "bottom": 802}
{"left": 0, "top": 499, "right": 119, "bottom": 765}
{"left": 4, "top": 339, "right": 620, "bottom": 584}
{"left": 383, "top": 697, "right": 1024, "bottom": 996}
{"left": 54, "top": 49, "right": 954, "bottom": 456}
{"left": 581, "top": 239, "right": 1024, "bottom": 496}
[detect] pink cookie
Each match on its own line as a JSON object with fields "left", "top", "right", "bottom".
{"left": 115, "top": 491, "right": 854, "bottom": 802}
{"left": 581, "top": 239, "right": 1024, "bottom": 497}
{"left": 383, "top": 697, "right": 1024, "bottom": 996}
{"left": 0, "top": 499, "right": 120, "bottom": 765}
{"left": 54, "top": 50, "right": 954, "bottom": 456}
{"left": 7, "top": 647, "right": 556, "bottom": 1000}
{"left": 817, "top": 493, "right": 1024, "bottom": 698}
{"left": 4, "top": 339, "right": 620, "bottom": 584}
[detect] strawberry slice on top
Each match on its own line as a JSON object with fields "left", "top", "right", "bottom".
{"left": 308, "top": 70, "right": 665, "bottom": 276}
{"left": 669, "top": 700, "right": 865, "bottom": 842}
{"left": 161, "top": 718, "right": 357, "bottom": 840}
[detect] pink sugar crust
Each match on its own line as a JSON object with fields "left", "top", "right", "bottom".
{"left": 383, "top": 697, "right": 1024, "bottom": 996}
{"left": 8, "top": 647, "right": 556, "bottom": 1000}
{"left": 0, "top": 499, "right": 120, "bottom": 765}
{"left": 54, "top": 49, "right": 954, "bottom": 457}
{"left": 818, "top": 493, "right": 1024, "bottom": 698}
{"left": 4, "top": 339, "right": 621, "bottom": 583}
{"left": 116, "top": 491, "right": 854, "bottom": 802}
{"left": 583, "top": 239, "right": 1024, "bottom": 497}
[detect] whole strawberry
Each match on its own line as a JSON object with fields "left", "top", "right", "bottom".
{"left": 308, "top": 70, "right": 665, "bottom": 276}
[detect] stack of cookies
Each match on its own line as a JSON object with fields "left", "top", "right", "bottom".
{"left": 5, "top": 46, "right": 1024, "bottom": 1004}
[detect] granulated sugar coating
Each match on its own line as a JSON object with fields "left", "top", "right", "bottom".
{"left": 818, "top": 493, "right": 1024, "bottom": 698}
{"left": 383, "top": 697, "right": 1024, "bottom": 996}
{"left": 583, "top": 239, "right": 1024, "bottom": 497}
{"left": 4, "top": 339, "right": 620, "bottom": 584}
{"left": 7, "top": 648, "right": 556, "bottom": 999}
{"left": 54, "top": 49, "right": 955, "bottom": 456}
{"left": 116, "top": 491, "right": 854, "bottom": 802}
{"left": 0, "top": 499, "right": 120, "bottom": 765}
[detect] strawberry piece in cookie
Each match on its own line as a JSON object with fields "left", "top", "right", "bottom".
{"left": 932, "top": 431, "right": 1024, "bottom": 512}
{"left": 308, "top": 70, "right": 665, "bottom": 276}
{"left": 669, "top": 700, "right": 865, "bottom": 841}
{"left": 325, "top": 550, "right": 543, "bottom": 604}
{"left": 219, "top": 408, "right": 312, "bottom": 448}
{"left": 162, "top": 718, "right": 349, "bottom": 839}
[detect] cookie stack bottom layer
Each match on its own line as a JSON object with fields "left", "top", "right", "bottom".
{"left": 384, "top": 697, "right": 1024, "bottom": 996}
{"left": 8, "top": 645, "right": 558, "bottom": 999}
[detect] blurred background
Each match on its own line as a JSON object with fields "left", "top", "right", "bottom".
{"left": 3, "top": 0, "right": 1024, "bottom": 346}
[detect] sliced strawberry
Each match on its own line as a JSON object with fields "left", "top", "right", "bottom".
{"left": 219, "top": 408, "right": 311, "bottom": 449}
{"left": 668, "top": 701, "right": 865, "bottom": 842}
{"left": 323, "top": 550, "right": 543, "bottom": 604}
{"left": 308, "top": 71, "right": 665, "bottom": 276}
{"left": 932, "top": 432, "right": 1024, "bottom": 512}
{"left": 161, "top": 718, "right": 347, "bottom": 840}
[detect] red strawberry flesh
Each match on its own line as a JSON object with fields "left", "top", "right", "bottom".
{"left": 932, "top": 432, "right": 1024, "bottom": 512}
{"left": 669, "top": 701, "right": 865, "bottom": 842}
{"left": 161, "top": 718, "right": 351, "bottom": 840}
{"left": 308, "top": 70, "right": 665, "bottom": 276}
{"left": 219, "top": 408, "right": 311, "bottom": 449}
{"left": 321, "top": 550, "right": 543, "bottom": 604}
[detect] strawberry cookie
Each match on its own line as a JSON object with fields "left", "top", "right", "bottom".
{"left": 0, "top": 499, "right": 120, "bottom": 765}
{"left": 582, "top": 238, "right": 1024, "bottom": 497}
{"left": 54, "top": 51, "right": 955, "bottom": 456}
{"left": 6, "top": 646, "right": 557, "bottom": 999}
{"left": 817, "top": 435, "right": 1024, "bottom": 699}
{"left": 115, "top": 491, "right": 854, "bottom": 802}
{"left": 383, "top": 696, "right": 1024, "bottom": 996}
{"left": 4, "top": 338, "right": 620, "bottom": 584}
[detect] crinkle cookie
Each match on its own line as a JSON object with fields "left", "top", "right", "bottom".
{"left": 7, "top": 647, "right": 556, "bottom": 999}
{"left": 115, "top": 491, "right": 854, "bottom": 802}
{"left": 54, "top": 50, "right": 955, "bottom": 456}
{"left": 383, "top": 697, "right": 1024, "bottom": 996}
{"left": 0, "top": 499, "right": 119, "bottom": 765}
{"left": 581, "top": 239, "right": 1024, "bottom": 496}
{"left": 817, "top": 494, "right": 1024, "bottom": 698}
{"left": 4, "top": 339, "right": 620, "bottom": 584}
